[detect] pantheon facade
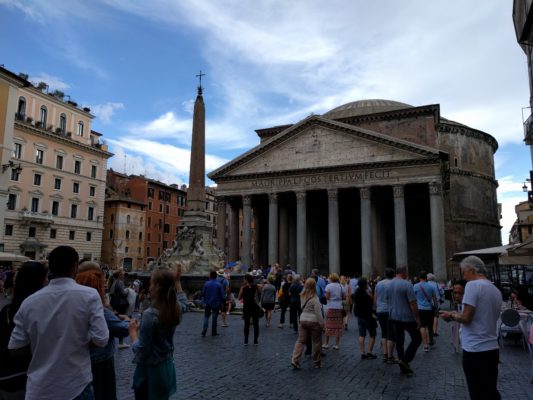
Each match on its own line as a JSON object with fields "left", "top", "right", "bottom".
{"left": 209, "top": 100, "right": 501, "bottom": 280}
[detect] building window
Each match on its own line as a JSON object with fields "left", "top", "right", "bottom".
{"left": 147, "top": 217, "right": 151, "bottom": 226}
{"left": 125, "top": 246, "right": 129, "bottom": 254}
{"left": 50, "top": 228, "right": 57, "bottom": 239}
{"left": 109, "top": 229, "right": 113, "bottom": 239}
{"left": 56, "top": 155, "right": 63, "bottom": 170}
{"left": 77, "top": 121, "right": 84, "bottom": 136}
{"left": 138, "top": 247, "right": 141, "bottom": 255}
{"left": 148, "top": 201, "right": 152, "bottom": 211}
{"left": 164, "top": 224, "right": 170, "bottom": 233}
{"left": 40, "top": 106, "right": 47, "bottom": 127}
{"left": 88, "top": 207, "right": 94, "bottom": 221}
{"left": 17, "top": 97, "right": 26, "bottom": 118}
{"left": 60, "top": 114, "right": 66, "bottom": 134}
{"left": 126, "top": 230, "right": 130, "bottom": 239}
{"left": 29, "top": 227, "right": 36, "bottom": 237}
{"left": 127, "top": 215, "right": 131, "bottom": 223}
{"left": 52, "top": 201, "right": 59, "bottom": 216}
{"left": 91, "top": 165, "right": 97, "bottom": 178}
{"left": 31, "top": 197, "right": 39, "bottom": 212}
{"left": 13, "top": 143, "right": 22, "bottom": 159}
{"left": 69, "top": 230, "right": 75, "bottom": 240}
{"left": 140, "top": 217, "right": 143, "bottom": 224}
{"left": 89, "top": 186, "right": 95, "bottom": 196}
{"left": 148, "top": 188, "right": 154, "bottom": 198}
{"left": 73, "top": 182, "right": 79, "bottom": 193}
{"left": 139, "top": 232, "right": 143, "bottom": 240}
{"left": 86, "top": 232, "right": 92, "bottom": 241}
{"left": 35, "top": 149, "right": 44, "bottom": 164}
{"left": 110, "top": 214, "right": 114, "bottom": 223}
{"left": 33, "top": 174, "right": 42, "bottom": 186}
{"left": 159, "top": 204, "right": 163, "bottom": 212}
{"left": 5, "top": 225, "right": 13, "bottom": 236}
{"left": 166, "top": 205, "right": 169, "bottom": 214}
{"left": 146, "top": 247, "right": 150, "bottom": 256}
{"left": 163, "top": 241, "right": 168, "bottom": 249}
{"left": 54, "top": 178, "right": 61, "bottom": 190}
{"left": 70, "top": 204, "right": 77, "bottom": 218}
{"left": 10, "top": 168, "right": 20, "bottom": 181}
{"left": 7, "top": 194, "right": 16, "bottom": 210}
{"left": 74, "top": 160, "right": 81, "bottom": 174}
{"left": 147, "top": 233, "right": 151, "bottom": 241}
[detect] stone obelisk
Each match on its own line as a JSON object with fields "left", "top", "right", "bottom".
{"left": 165, "top": 72, "right": 224, "bottom": 275}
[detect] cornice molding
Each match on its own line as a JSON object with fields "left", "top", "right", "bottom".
{"left": 332, "top": 104, "right": 439, "bottom": 125}
{"left": 438, "top": 122, "right": 498, "bottom": 152}
{"left": 15, "top": 121, "right": 113, "bottom": 158}
{"left": 449, "top": 168, "right": 498, "bottom": 185}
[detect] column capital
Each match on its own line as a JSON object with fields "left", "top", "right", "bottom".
{"left": 429, "top": 182, "right": 442, "bottom": 196}
{"left": 268, "top": 192, "right": 278, "bottom": 202}
{"left": 327, "top": 188, "right": 338, "bottom": 200}
{"left": 242, "top": 195, "right": 252, "bottom": 206}
{"left": 393, "top": 185, "right": 404, "bottom": 198}
{"left": 215, "top": 195, "right": 226, "bottom": 204}
{"left": 295, "top": 191, "right": 306, "bottom": 201}
{"left": 360, "top": 187, "right": 371, "bottom": 200}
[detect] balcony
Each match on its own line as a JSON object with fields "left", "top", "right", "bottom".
{"left": 20, "top": 210, "right": 54, "bottom": 225}
{"left": 524, "top": 113, "right": 533, "bottom": 144}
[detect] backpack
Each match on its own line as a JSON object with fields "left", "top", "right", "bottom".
{"left": 318, "top": 285, "right": 327, "bottom": 305}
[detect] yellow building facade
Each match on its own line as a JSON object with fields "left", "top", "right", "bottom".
{"left": 0, "top": 66, "right": 112, "bottom": 261}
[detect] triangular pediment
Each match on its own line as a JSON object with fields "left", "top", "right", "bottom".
{"left": 210, "top": 116, "right": 442, "bottom": 179}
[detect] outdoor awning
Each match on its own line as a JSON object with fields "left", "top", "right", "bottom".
{"left": 450, "top": 244, "right": 514, "bottom": 262}
{"left": 499, "top": 236, "right": 533, "bottom": 265}
{"left": 0, "top": 252, "right": 30, "bottom": 262}
{"left": 19, "top": 238, "right": 47, "bottom": 250}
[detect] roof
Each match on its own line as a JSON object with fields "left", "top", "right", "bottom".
{"left": 323, "top": 99, "right": 413, "bottom": 120}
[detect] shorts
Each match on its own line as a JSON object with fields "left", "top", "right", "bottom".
{"left": 376, "top": 312, "right": 391, "bottom": 340}
{"left": 262, "top": 302, "right": 275, "bottom": 311}
{"left": 357, "top": 318, "right": 377, "bottom": 338}
{"left": 419, "top": 309, "right": 434, "bottom": 328}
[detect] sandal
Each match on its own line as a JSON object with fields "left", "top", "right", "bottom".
{"left": 366, "top": 353, "right": 377, "bottom": 359}
{"left": 321, "top": 344, "right": 329, "bottom": 349}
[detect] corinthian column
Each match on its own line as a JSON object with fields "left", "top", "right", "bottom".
{"left": 216, "top": 196, "right": 227, "bottom": 256}
{"left": 393, "top": 185, "right": 408, "bottom": 272}
{"left": 327, "top": 189, "right": 340, "bottom": 275}
{"left": 242, "top": 195, "right": 252, "bottom": 268}
{"left": 296, "top": 191, "right": 307, "bottom": 275}
{"left": 229, "top": 199, "right": 239, "bottom": 262}
{"left": 429, "top": 182, "right": 446, "bottom": 281}
{"left": 360, "top": 187, "right": 372, "bottom": 278}
{"left": 268, "top": 193, "right": 279, "bottom": 267}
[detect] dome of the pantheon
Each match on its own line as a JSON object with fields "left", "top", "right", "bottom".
{"left": 323, "top": 99, "right": 413, "bottom": 120}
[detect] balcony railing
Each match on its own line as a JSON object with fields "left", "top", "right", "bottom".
{"left": 20, "top": 210, "right": 54, "bottom": 225}
{"left": 524, "top": 113, "right": 533, "bottom": 144}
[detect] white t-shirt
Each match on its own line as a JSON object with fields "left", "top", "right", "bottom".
{"left": 460, "top": 278, "right": 502, "bottom": 352}
{"left": 325, "top": 282, "right": 344, "bottom": 309}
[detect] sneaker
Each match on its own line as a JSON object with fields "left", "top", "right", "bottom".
{"left": 366, "top": 353, "right": 377, "bottom": 359}
{"left": 118, "top": 343, "right": 130, "bottom": 349}
{"left": 398, "top": 360, "right": 413, "bottom": 374}
{"left": 222, "top": 323, "right": 229, "bottom": 327}
{"left": 278, "top": 324, "right": 284, "bottom": 329}
{"left": 321, "top": 344, "right": 329, "bottom": 350}
{"left": 332, "top": 345, "right": 339, "bottom": 350}
{"left": 423, "top": 346, "right": 429, "bottom": 352}
{"left": 314, "top": 363, "right": 322, "bottom": 369}
{"left": 291, "top": 361, "right": 301, "bottom": 370}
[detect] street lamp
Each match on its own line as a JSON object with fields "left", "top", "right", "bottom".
{"left": 523, "top": 182, "right": 528, "bottom": 192}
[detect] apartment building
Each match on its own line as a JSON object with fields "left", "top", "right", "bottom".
{"left": 0, "top": 66, "right": 112, "bottom": 261}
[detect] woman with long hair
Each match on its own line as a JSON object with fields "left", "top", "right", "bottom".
{"left": 129, "top": 269, "right": 182, "bottom": 399}
{"left": 290, "top": 278, "right": 324, "bottom": 369}
{"left": 76, "top": 264, "right": 129, "bottom": 400}
{"left": 0, "top": 262, "right": 48, "bottom": 399}
{"left": 353, "top": 278, "right": 377, "bottom": 360}
{"left": 260, "top": 275, "right": 276, "bottom": 327}
{"left": 238, "top": 273, "right": 262, "bottom": 345}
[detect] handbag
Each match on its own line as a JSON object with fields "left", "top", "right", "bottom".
{"left": 253, "top": 285, "right": 264, "bottom": 318}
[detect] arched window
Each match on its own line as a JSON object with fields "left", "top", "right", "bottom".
{"left": 17, "top": 97, "right": 26, "bottom": 119}
{"left": 77, "top": 121, "right": 84, "bottom": 136}
{"left": 110, "top": 214, "right": 114, "bottom": 223}
{"left": 60, "top": 113, "right": 66, "bottom": 133}
{"left": 126, "top": 215, "right": 131, "bottom": 223}
{"left": 109, "top": 229, "right": 113, "bottom": 239}
{"left": 126, "top": 230, "right": 130, "bottom": 240}
{"left": 40, "top": 106, "right": 47, "bottom": 127}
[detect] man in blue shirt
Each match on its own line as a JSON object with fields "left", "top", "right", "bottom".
{"left": 413, "top": 271, "right": 437, "bottom": 351}
{"left": 201, "top": 271, "right": 225, "bottom": 337}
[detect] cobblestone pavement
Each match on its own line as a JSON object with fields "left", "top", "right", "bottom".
{"left": 114, "top": 308, "right": 533, "bottom": 400}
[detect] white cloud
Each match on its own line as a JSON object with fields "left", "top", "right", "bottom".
{"left": 89, "top": 102, "right": 124, "bottom": 124}
{"left": 181, "top": 99, "right": 195, "bottom": 114}
{"left": 29, "top": 73, "right": 70, "bottom": 92}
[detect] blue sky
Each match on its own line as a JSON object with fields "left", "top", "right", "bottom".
{"left": 0, "top": 0, "right": 531, "bottom": 243}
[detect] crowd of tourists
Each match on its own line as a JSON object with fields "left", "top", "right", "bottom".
{"left": 0, "top": 249, "right": 507, "bottom": 400}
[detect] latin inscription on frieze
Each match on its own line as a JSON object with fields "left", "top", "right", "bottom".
{"left": 250, "top": 170, "right": 391, "bottom": 189}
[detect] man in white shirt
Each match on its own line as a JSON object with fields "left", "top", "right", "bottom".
{"left": 441, "top": 255, "right": 502, "bottom": 400}
{"left": 9, "top": 246, "right": 108, "bottom": 400}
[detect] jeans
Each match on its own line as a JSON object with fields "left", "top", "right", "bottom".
{"left": 390, "top": 319, "right": 422, "bottom": 363}
{"left": 203, "top": 305, "right": 220, "bottom": 335}
{"left": 279, "top": 302, "right": 289, "bottom": 324}
{"left": 289, "top": 302, "right": 301, "bottom": 332}
{"left": 462, "top": 349, "right": 501, "bottom": 400}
